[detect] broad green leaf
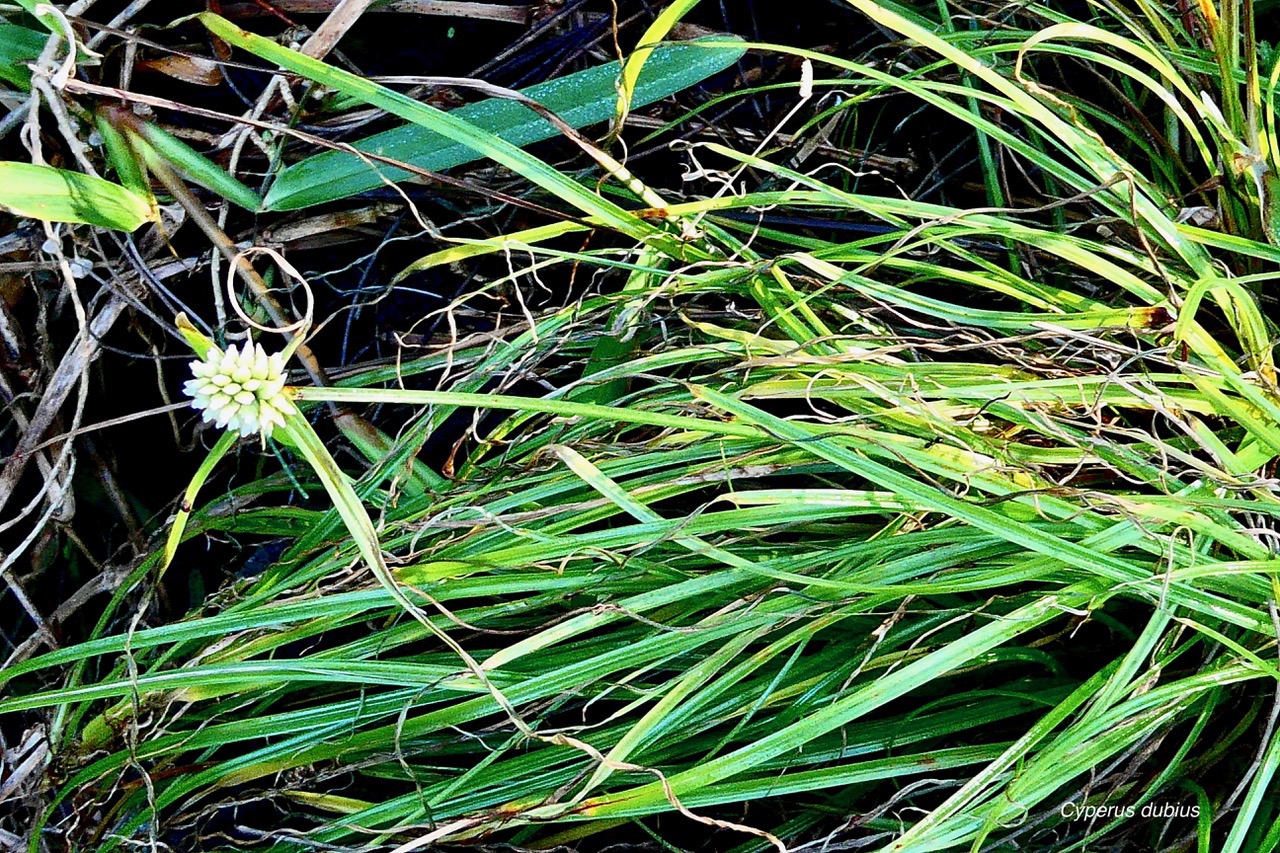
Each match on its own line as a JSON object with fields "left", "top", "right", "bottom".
{"left": 8, "top": 1, "right": 60, "bottom": 33}
{"left": 0, "top": 162, "right": 155, "bottom": 230}
{"left": 262, "top": 36, "right": 745, "bottom": 211}
{"left": 199, "top": 12, "right": 678, "bottom": 253}
{"left": 0, "top": 22, "right": 46, "bottom": 89}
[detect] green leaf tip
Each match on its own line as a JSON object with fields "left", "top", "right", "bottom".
{"left": 175, "top": 313, "right": 216, "bottom": 359}
{"left": 0, "top": 162, "right": 155, "bottom": 231}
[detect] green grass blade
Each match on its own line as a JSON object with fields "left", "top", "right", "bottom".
{"left": 133, "top": 122, "right": 262, "bottom": 211}
{"left": 1221, "top": 713, "right": 1280, "bottom": 853}
{"left": 613, "top": 0, "right": 705, "bottom": 130}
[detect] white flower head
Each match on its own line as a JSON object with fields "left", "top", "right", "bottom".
{"left": 184, "top": 341, "right": 296, "bottom": 440}
{"left": 799, "top": 59, "right": 814, "bottom": 100}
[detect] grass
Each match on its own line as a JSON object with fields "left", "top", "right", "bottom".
{"left": 5, "top": 0, "right": 1280, "bottom": 850}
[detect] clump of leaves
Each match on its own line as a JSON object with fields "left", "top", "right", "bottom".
{"left": 7, "top": 0, "right": 1280, "bottom": 851}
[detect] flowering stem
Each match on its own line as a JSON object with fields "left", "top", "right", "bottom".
{"left": 287, "top": 385, "right": 762, "bottom": 439}
{"left": 159, "top": 430, "right": 237, "bottom": 580}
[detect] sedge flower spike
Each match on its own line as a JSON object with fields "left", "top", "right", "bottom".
{"left": 183, "top": 341, "right": 296, "bottom": 439}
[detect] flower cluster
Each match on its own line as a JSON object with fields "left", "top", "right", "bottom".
{"left": 184, "top": 342, "right": 295, "bottom": 439}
